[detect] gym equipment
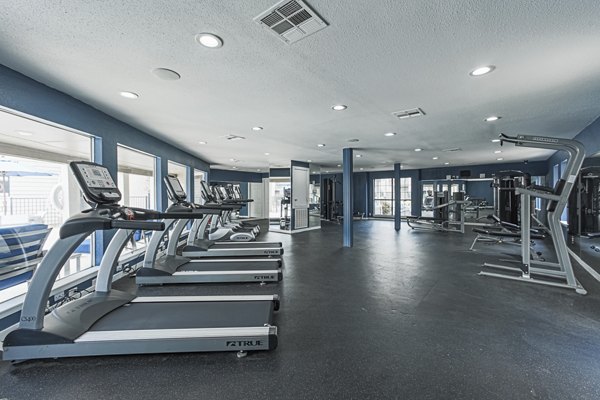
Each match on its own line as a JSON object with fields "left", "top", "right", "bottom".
{"left": 568, "top": 167, "right": 600, "bottom": 237}
{"left": 322, "top": 177, "right": 342, "bottom": 221}
{"left": 479, "top": 134, "right": 587, "bottom": 294}
{"left": 181, "top": 181, "right": 283, "bottom": 258}
{"left": 493, "top": 171, "right": 531, "bottom": 225}
{"left": 206, "top": 183, "right": 258, "bottom": 241}
{"left": 470, "top": 215, "right": 546, "bottom": 252}
{"left": 280, "top": 188, "right": 291, "bottom": 229}
{"left": 406, "top": 191, "right": 467, "bottom": 233}
{"left": 136, "top": 175, "right": 282, "bottom": 285}
{"left": 214, "top": 184, "right": 260, "bottom": 235}
{"left": 2, "top": 162, "right": 279, "bottom": 361}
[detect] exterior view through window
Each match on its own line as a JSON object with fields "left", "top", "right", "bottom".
{"left": 0, "top": 110, "right": 92, "bottom": 301}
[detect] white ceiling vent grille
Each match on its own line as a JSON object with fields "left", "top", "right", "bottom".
{"left": 254, "top": 0, "right": 328, "bottom": 44}
{"left": 392, "top": 108, "right": 426, "bottom": 120}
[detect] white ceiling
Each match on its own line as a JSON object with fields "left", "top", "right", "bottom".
{"left": 1, "top": 0, "right": 600, "bottom": 173}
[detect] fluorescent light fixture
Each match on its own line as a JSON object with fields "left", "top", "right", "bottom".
{"left": 494, "top": 150, "right": 502, "bottom": 154}
{"left": 356, "top": 154, "right": 362, "bottom": 158}
{"left": 444, "top": 162, "right": 450, "bottom": 165}
{"left": 199, "top": 141, "right": 207, "bottom": 145}
{"left": 119, "top": 91, "right": 139, "bottom": 99}
{"left": 317, "top": 144, "right": 326, "bottom": 147}
{"left": 307, "top": 160, "right": 312, "bottom": 162}
{"left": 232, "top": 166, "right": 238, "bottom": 169}
{"left": 264, "top": 152, "right": 270, "bottom": 156}
{"left": 485, "top": 116, "right": 501, "bottom": 122}
{"left": 359, "top": 168, "right": 364, "bottom": 170}
{"left": 332, "top": 104, "right": 347, "bottom": 111}
{"left": 432, "top": 156, "right": 439, "bottom": 160}
{"left": 17, "top": 131, "right": 33, "bottom": 136}
{"left": 414, "top": 148, "right": 422, "bottom": 152}
{"left": 325, "top": 171, "right": 329, "bottom": 173}
{"left": 497, "top": 157, "right": 504, "bottom": 161}
{"left": 384, "top": 132, "right": 397, "bottom": 137}
{"left": 491, "top": 139, "right": 501, "bottom": 143}
{"left": 196, "top": 33, "right": 223, "bottom": 48}
{"left": 252, "top": 126, "right": 263, "bottom": 131}
{"left": 470, "top": 65, "right": 495, "bottom": 76}
{"left": 337, "top": 164, "right": 341, "bottom": 167}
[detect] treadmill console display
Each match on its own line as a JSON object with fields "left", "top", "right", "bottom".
{"left": 70, "top": 161, "right": 122, "bottom": 204}
{"left": 165, "top": 174, "right": 187, "bottom": 201}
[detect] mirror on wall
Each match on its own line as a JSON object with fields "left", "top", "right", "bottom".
{"left": 268, "top": 167, "right": 291, "bottom": 232}
{"left": 309, "top": 164, "right": 321, "bottom": 229}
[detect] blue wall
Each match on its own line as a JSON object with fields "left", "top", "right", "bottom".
{"left": 209, "top": 169, "right": 264, "bottom": 183}
{"left": 547, "top": 115, "right": 600, "bottom": 184}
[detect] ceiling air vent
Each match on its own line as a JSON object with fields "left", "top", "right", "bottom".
{"left": 255, "top": 0, "right": 328, "bottom": 44}
{"left": 392, "top": 108, "right": 426, "bottom": 120}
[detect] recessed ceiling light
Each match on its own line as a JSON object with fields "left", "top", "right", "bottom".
{"left": 337, "top": 164, "right": 341, "bottom": 167}
{"left": 17, "top": 130, "right": 33, "bottom": 136}
{"left": 257, "top": 169, "right": 261, "bottom": 171}
{"left": 232, "top": 166, "right": 238, "bottom": 169}
{"left": 356, "top": 154, "right": 362, "bottom": 158}
{"left": 491, "top": 139, "right": 501, "bottom": 143}
{"left": 444, "top": 162, "right": 450, "bottom": 165}
{"left": 151, "top": 68, "right": 181, "bottom": 81}
{"left": 119, "top": 91, "right": 139, "bottom": 99}
{"left": 196, "top": 33, "right": 223, "bottom": 48}
{"left": 485, "top": 116, "right": 501, "bottom": 122}
{"left": 198, "top": 141, "right": 207, "bottom": 145}
{"left": 494, "top": 150, "right": 502, "bottom": 154}
{"left": 384, "top": 132, "right": 397, "bottom": 137}
{"left": 432, "top": 156, "right": 439, "bottom": 160}
{"left": 325, "top": 171, "right": 330, "bottom": 173}
{"left": 332, "top": 104, "right": 347, "bottom": 111}
{"left": 414, "top": 148, "right": 422, "bottom": 152}
{"left": 307, "top": 160, "right": 312, "bottom": 162}
{"left": 252, "top": 126, "right": 263, "bottom": 131}
{"left": 264, "top": 152, "right": 270, "bottom": 156}
{"left": 359, "top": 168, "right": 364, "bottom": 170}
{"left": 497, "top": 157, "right": 504, "bottom": 161}
{"left": 470, "top": 65, "right": 495, "bottom": 76}
{"left": 317, "top": 144, "right": 326, "bottom": 147}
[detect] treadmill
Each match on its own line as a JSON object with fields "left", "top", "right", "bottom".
{"left": 181, "top": 181, "right": 284, "bottom": 258}
{"left": 135, "top": 175, "right": 282, "bottom": 285}
{"left": 2, "top": 161, "right": 278, "bottom": 361}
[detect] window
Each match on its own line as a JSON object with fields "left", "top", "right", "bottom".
{"left": 0, "top": 109, "right": 93, "bottom": 300}
{"left": 193, "top": 169, "right": 207, "bottom": 204}
{"left": 168, "top": 161, "right": 188, "bottom": 200}
{"left": 400, "top": 178, "right": 412, "bottom": 216}
{"left": 269, "top": 179, "right": 291, "bottom": 219}
{"left": 117, "top": 145, "right": 156, "bottom": 256}
{"left": 373, "top": 178, "right": 412, "bottom": 217}
{"left": 422, "top": 183, "right": 434, "bottom": 217}
{"left": 373, "top": 178, "right": 394, "bottom": 216}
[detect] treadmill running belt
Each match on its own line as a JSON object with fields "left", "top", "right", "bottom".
{"left": 89, "top": 301, "right": 274, "bottom": 331}
{"left": 179, "top": 261, "right": 279, "bottom": 271}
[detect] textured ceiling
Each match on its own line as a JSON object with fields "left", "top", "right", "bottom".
{"left": 1, "top": 0, "right": 600, "bottom": 172}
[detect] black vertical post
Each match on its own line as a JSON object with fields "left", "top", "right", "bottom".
{"left": 394, "top": 162, "right": 401, "bottom": 231}
{"left": 343, "top": 148, "right": 354, "bottom": 247}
